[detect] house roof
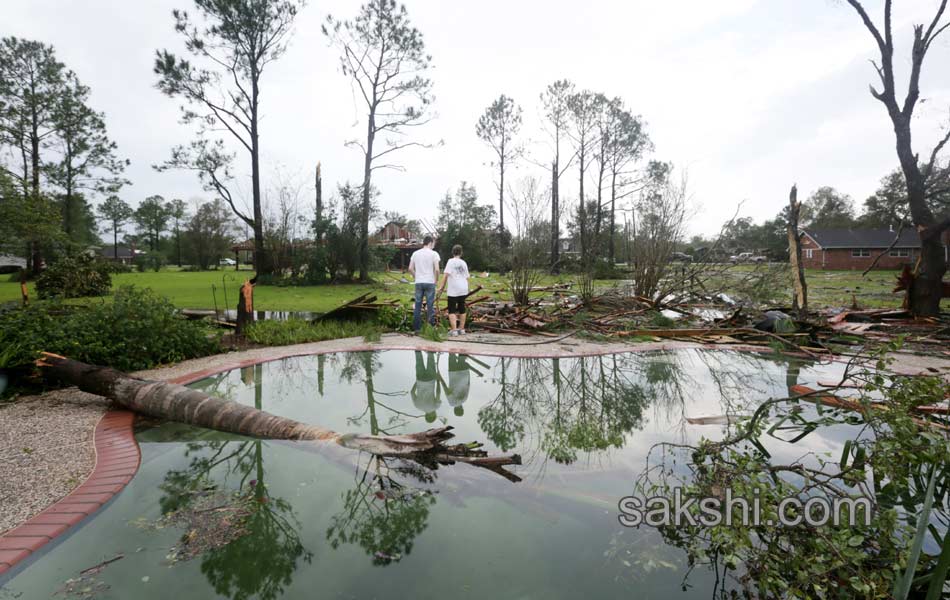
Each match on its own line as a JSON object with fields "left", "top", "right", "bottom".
{"left": 0, "top": 254, "right": 26, "bottom": 268}
{"left": 100, "top": 245, "right": 143, "bottom": 259}
{"left": 803, "top": 228, "right": 922, "bottom": 249}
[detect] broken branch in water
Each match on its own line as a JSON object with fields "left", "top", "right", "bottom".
{"left": 36, "top": 352, "right": 522, "bottom": 482}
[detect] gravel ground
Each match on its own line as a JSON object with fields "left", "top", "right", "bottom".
{"left": 0, "top": 389, "right": 109, "bottom": 535}
{"left": 2, "top": 332, "right": 946, "bottom": 536}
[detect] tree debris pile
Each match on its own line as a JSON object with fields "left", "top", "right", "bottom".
{"left": 313, "top": 292, "right": 401, "bottom": 322}
{"left": 131, "top": 486, "right": 258, "bottom": 564}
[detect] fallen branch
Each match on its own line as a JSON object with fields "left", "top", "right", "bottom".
{"left": 790, "top": 385, "right": 949, "bottom": 432}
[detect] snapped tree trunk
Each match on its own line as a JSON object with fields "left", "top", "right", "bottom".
{"left": 37, "top": 353, "right": 523, "bottom": 482}
{"left": 315, "top": 161, "right": 323, "bottom": 230}
{"left": 19, "top": 269, "right": 28, "bottom": 306}
{"left": 235, "top": 278, "right": 255, "bottom": 337}
{"left": 786, "top": 184, "right": 808, "bottom": 316}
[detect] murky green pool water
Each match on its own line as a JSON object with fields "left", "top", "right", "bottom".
{"left": 1, "top": 349, "right": 848, "bottom": 599}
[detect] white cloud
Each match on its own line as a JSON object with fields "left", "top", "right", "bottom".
{"left": 4, "top": 0, "right": 950, "bottom": 236}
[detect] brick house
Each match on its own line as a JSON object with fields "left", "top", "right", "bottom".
{"left": 800, "top": 228, "right": 949, "bottom": 270}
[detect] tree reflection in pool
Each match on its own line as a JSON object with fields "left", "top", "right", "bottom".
{"left": 0, "top": 349, "right": 844, "bottom": 599}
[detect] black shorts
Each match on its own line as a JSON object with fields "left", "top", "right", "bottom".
{"left": 447, "top": 295, "right": 466, "bottom": 314}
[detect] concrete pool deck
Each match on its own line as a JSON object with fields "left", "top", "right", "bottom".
{"left": 1, "top": 331, "right": 947, "bottom": 574}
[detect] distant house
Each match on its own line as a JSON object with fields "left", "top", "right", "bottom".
{"left": 231, "top": 239, "right": 255, "bottom": 265}
{"left": 801, "top": 228, "right": 949, "bottom": 270}
{"left": 556, "top": 237, "right": 581, "bottom": 257}
{"left": 372, "top": 221, "right": 425, "bottom": 269}
{"left": 100, "top": 246, "right": 144, "bottom": 264}
{"left": 0, "top": 254, "right": 26, "bottom": 274}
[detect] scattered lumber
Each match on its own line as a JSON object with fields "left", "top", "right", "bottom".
{"left": 791, "top": 384, "right": 950, "bottom": 432}
{"left": 314, "top": 292, "right": 400, "bottom": 322}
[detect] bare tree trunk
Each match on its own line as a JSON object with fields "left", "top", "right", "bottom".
{"left": 36, "top": 353, "right": 523, "bottom": 481}
{"left": 498, "top": 158, "right": 505, "bottom": 232}
{"left": 787, "top": 184, "right": 808, "bottom": 316}
{"left": 550, "top": 160, "right": 560, "bottom": 274}
{"left": 594, "top": 158, "right": 605, "bottom": 242}
{"left": 608, "top": 171, "right": 617, "bottom": 264}
{"left": 578, "top": 152, "right": 587, "bottom": 264}
{"left": 844, "top": 0, "right": 949, "bottom": 316}
{"left": 359, "top": 118, "right": 375, "bottom": 282}
{"left": 315, "top": 161, "right": 323, "bottom": 230}
{"left": 250, "top": 67, "right": 270, "bottom": 277}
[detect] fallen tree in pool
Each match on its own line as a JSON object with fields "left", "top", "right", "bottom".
{"left": 36, "top": 352, "right": 523, "bottom": 482}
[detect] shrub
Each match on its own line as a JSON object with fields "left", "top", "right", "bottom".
{"left": 0, "top": 286, "right": 220, "bottom": 371}
{"left": 376, "top": 304, "right": 413, "bottom": 332}
{"left": 134, "top": 253, "right": 166, "bottom": 272}
{"left": 648, "top": 310, "right": 676, "bottom": 328}
{"left": 35, "top": 254, "right": 112, "bottom": 299}
{"left": 244, "top": 318, "right": 383, "bottom": 346}
{"left": 98, "top": 259, "right": 133, "bottom": 274}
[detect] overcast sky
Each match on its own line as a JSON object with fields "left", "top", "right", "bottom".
{"left": 6, "top": 0, "right": 950, "bottom": 236}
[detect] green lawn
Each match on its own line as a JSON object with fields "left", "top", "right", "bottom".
{"left": 0, "top": 269, "right": 519, "bottom": 312}
{"left": 0, "top": 266, "right": 932, "bottom": 311}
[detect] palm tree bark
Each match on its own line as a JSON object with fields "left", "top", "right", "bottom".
{"left": 37, "top": 353, "right": 522, "bottom": 481}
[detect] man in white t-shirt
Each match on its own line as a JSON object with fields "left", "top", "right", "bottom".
{"left": 437, "top": 244, "right": 470, "bottom": 336}
{"left": 408, "top": 236, "right": 440, "bottom": 332}
{"left": 410, "top": 351, "right": 440, "bottom": 423}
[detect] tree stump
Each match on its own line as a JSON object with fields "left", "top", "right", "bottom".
{"left": 235, "top": 278, "right": 255, "bottom": 336}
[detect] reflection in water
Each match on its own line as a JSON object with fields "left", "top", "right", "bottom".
{"left": 326, "top": 454, "right": 436, "bottom": 565}
{"left": 157, "top": 364, "right": 313, "bottom": 600}
{"left": 3, "top": 349, "right": 838, "bottom": 600}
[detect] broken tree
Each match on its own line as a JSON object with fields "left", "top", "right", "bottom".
{"left": 37, "top": 353, "right": 522, "bottom": 482}
{"left": 787, "top": 184, "right": 808, "bottom": 316}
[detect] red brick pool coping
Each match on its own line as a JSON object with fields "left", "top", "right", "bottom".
{"left": 0, "top": 411, "right": 139, "bottom": 576}
{"left": 0, "top": 337, "right": 839, "bottom": 576}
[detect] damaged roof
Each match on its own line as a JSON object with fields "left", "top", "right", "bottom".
{"left": 803, "top": 228, "right": 922, "bottom": 249}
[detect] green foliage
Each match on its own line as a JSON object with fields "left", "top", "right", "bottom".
{"left": 243, "top": 318, "right": 383, "bottom": 346}
{"left": 134, "top": 252, "right": 166, "bottom": 272}
{"left": 376, "top": 304, "right": 413, "bottom": 332}
{"left": 134, "top": 195, "right": 170, "bottom": 251}
{"left": 417, "top": 322, "right": 447, "bottom": 342}
{"left": 0, "top": 342, "right": 20, "bottom": 369}
{"left": 803, "top": 186, "right": 856, "bottom": 229}
{"left": 97, "top": 195, "right": 134, "bottom": 251}
{"left": 184, "top": 199, "right": 236, "bottom": 270}
{"left": 300, "top": 183, "right": 373, "bottom": 284}
{"left": 35, "top": 254, "right": 112, "bottom": 298}
{"left": 648, "top": 310, "right": 675, "bottom": 328}
{"left": 0, "top": 286, "right": 219, "bottom": 371}
{"left": 436, "top": 183, "right": 504, "bottom": 271}
{"left": 635, "top": 341, "right": 950, "bottom": 598}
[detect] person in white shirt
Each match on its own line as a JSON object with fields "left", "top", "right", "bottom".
{"left": 445, "top": 353, "right": 470, "bottom": 416}
{"left": 438, "top": 244, "right": 470, "bottom": 336}
{"left": 407, "top": 236, "right": 440, "bottom": 332}
{"left": 410, "top": 351, "right": 440, "bottom": 423}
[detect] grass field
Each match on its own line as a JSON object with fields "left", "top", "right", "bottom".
{"left": 0, "top": 266, "right": 932, "bottom": 312}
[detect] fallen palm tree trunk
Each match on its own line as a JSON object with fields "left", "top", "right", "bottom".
{"left": 36, "top": 353, "right": 522, "bottom": 481}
